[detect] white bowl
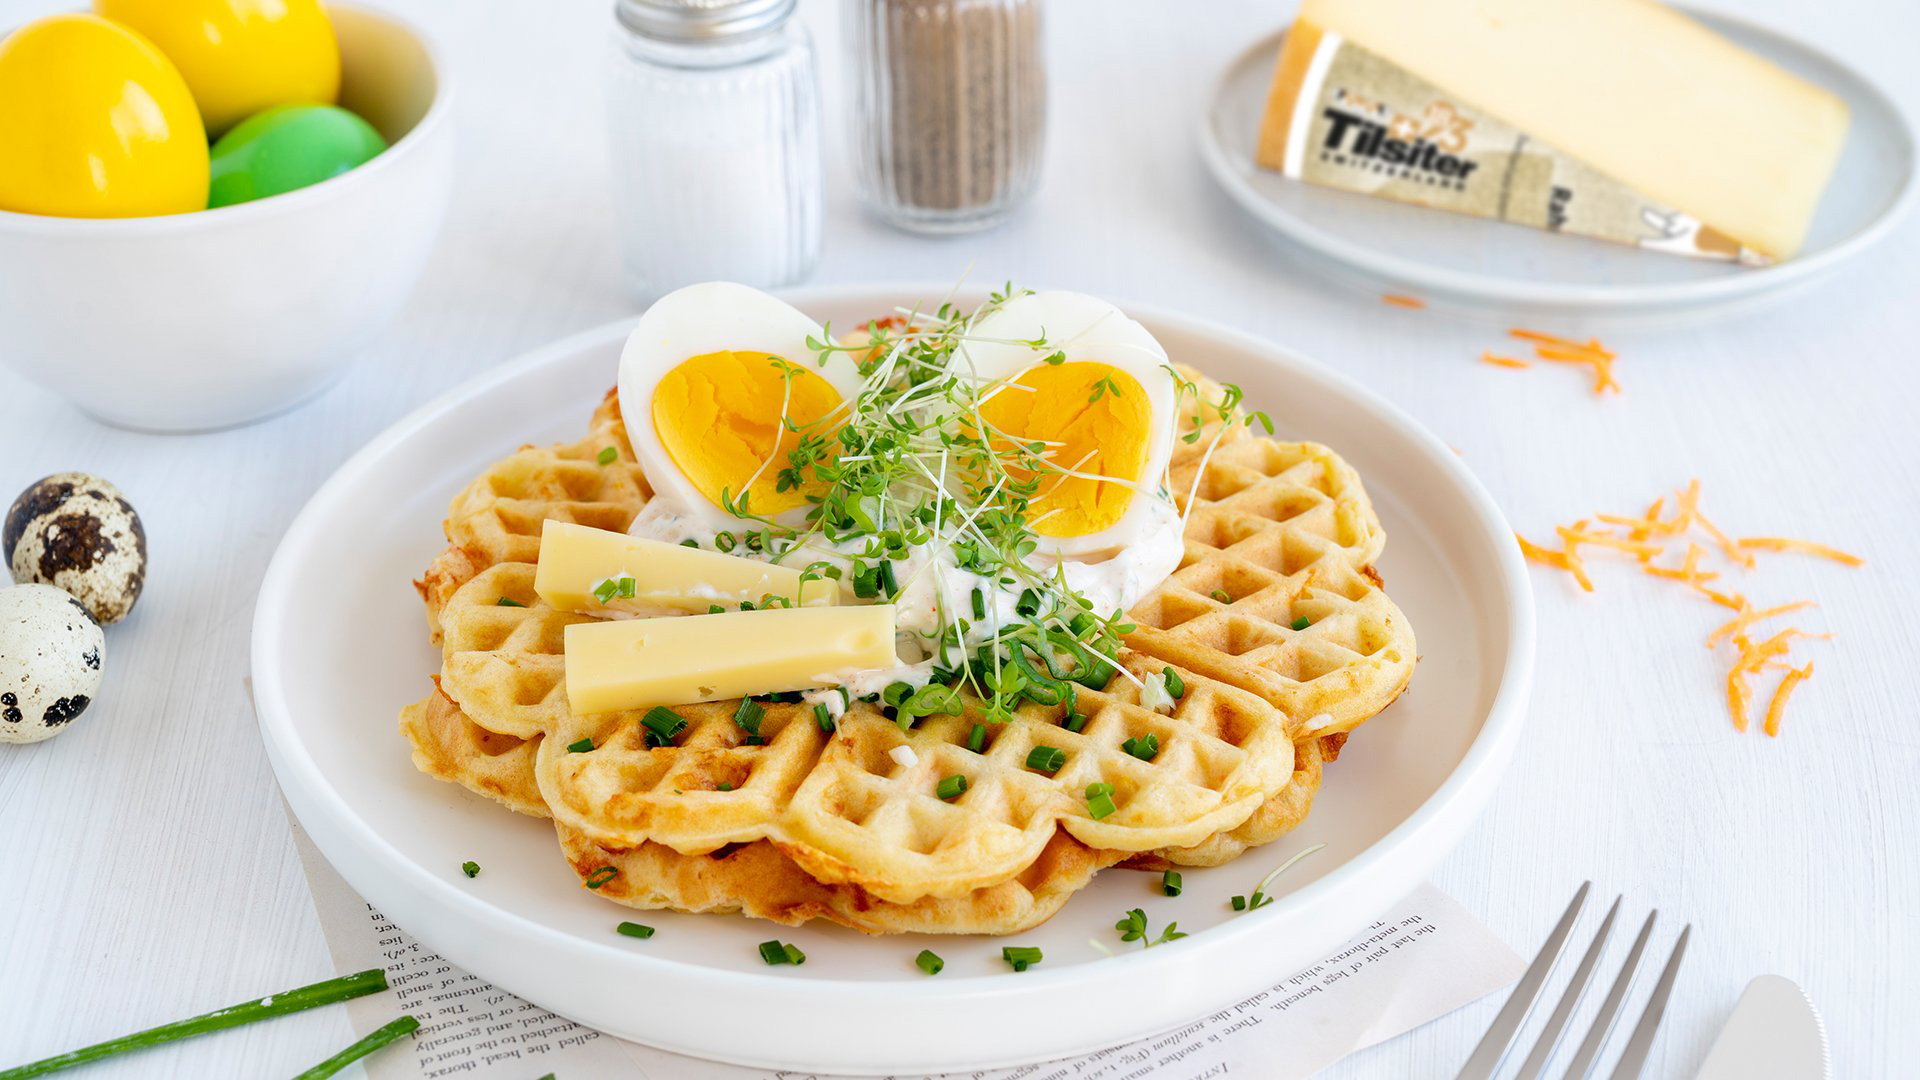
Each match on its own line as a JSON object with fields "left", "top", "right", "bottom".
{"left": 0, "top": 4, "right": 453, "bottom": 432}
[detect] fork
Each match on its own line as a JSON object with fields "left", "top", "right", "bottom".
{"left": 1456, "top": 882, "right": 1692, "bottom": 1080}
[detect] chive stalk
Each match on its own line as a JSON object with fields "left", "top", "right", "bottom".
{"left": 0, "top": 970, "right": 390, "bottom": 1079}
{"left": 290, "top": 1015, "right": 420, "bottom": 1080}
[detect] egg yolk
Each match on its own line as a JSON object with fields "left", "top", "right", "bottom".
{"left": 977, "top": 362, "right": 1152, "bottom": 538}
{"left": 652, "top": 350, "right": 841, "bottom": 516}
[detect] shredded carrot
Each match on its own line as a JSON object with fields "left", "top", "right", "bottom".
{"left": 1500, "top": 329, "right": 1620, "bottom": 394}
{"left": 1736, "top": 537, "right": 1865, "bottom": 567}
{"left": 1381, "top": 293, "right": 1425, "bottom": 309}
{"left": 1556, "top": 525, "right": 1663, "bottom": 557}
{"left": 1508, "top": 328, "right": 1591, "bottom": 349}
{"left": 1763, "top": 663, "right": 1814, "bottom": 736}
{"left": 1516, "top": 532, "right": 1593, "bottom": 592}
{"left": 1707, "top": 600, "right": 1814, "bottom": 648}
{"left": 1480, "top": 352, "right": 1530, "bottom": 369}
{"left": 1519, "top": 480, "right": 1860, "bottom": 738}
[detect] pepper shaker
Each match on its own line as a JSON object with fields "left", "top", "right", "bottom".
{"left": 847, "top": 0, "right": 1047, "bottom": 234}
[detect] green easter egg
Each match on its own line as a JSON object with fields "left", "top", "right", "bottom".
{"left": 207, "top": 104, "right": 386, "bottom": 208}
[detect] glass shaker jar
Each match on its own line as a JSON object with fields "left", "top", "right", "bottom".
{"left": 606, "top": 0, "right": 823, "bottom": 299}
{"left": 847, "top": 0, "right": 1047, "bottom": 234}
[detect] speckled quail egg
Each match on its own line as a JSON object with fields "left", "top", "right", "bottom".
{"left": 0, "top": 583, "right": 104, "bottom": 744}
{"left": 4, "top": 472, "right": 147, "bottom": 624}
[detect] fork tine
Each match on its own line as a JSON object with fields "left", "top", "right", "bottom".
{"left": 1454, "top": 881, "right": 1592, "bottom": 1080}
{"left": 1607, "top": 925, "right": 1691, "bottom": 1080}
{"left": 1513, "top": 896, "right": 1622, "bottom": 1080}
{"left": 1561, "top": 910, "right": 1658, "bottom": 1080}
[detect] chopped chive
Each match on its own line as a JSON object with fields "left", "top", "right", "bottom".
{"left": 1086, "top": 782, "right": 1114, "bottom": 798}
{"left": 915, "top": 949, "right": 944, "bottom": 976}
{"left": 616, "top": 576, "right": 637, "bottom": 599}
{"left": 743, "top": 735, "right": 765, "bottom": 746}
{"left": 814, "top": 703, "right": 836, "bottom": 732}
{"left": 758, "top": 940, "right": 805, "bottom": 966}
{"left": 1122, "top": 733, "right": 1159, "bottom": 761}
{"left": 715, "top": 531, "right": 737, "bottom": 553}
{"left": 708, "top": 603, "right": 726, "bottom": 614}
{"left": 1001, "top": 946, "right": 1043, "bottom": 972}
{"left": 1087, "top": 793, "right": 1118, "bottom": 819}
{"left": 591, "top": 578, "right": 619, "bottom": 604}
{"left": 936, "top": 774, "right": 968, "bottom": 800}
{"left": 0, "top": 968, "right": 395, "bottom": 1077}
{"left": 642, "top": 706, "right": 687, "bottom": 743}
{"left": 496, "top": 596, "right": 525, "bottom": 607}
{"left": 1163, "top": 870, "right": 1183, "bottom": 897}
{"left": 596, "top": 447, "right": 618, "bottom": 465}
{"left": 1025, "top": 746, "right": 1066, "bottom": 774}
{"left": 290, "top": 1015, "right": 420, "bottom": 1080}
{"left": 733, "top": 698, "right": 765, "bottom": 736}
{"left": 616, "top": 921, "right": 655, "bottom": 939}
{"left": 1291, "top": 615, "right": 1312, "bottom": 631}
{"left": 1014, "top": 588, "right": 1040, "bottom": 617}
{"left": 970, "top": 588, "right": 986, "bottom": 619}
{"left": 584, "top": 866, "right": 618, "bottom": 890}
{"left": 460, "top": 861, "right": 479, "bottom": 879}
{"left": 966, "top": 723, "right": 986, "bottom": 752}
{"left": 739, "top": 600, "right": 756, "bottom": 611}
{"left": 717, "top": 782, "right": 732, "bottom": 791}
{"left": 680, "top": 538, "right": 700, "bottom": 548}
{"left": 1163, "top": 669, "right": 1185, "bottom": 698}
{"left": 877, "top": 559, "right": 898, "bottom": 596}
{"left": 1209, "top": 589, "right": 1231, "bottom": 604}
{"left": 1231, "top": 895, "right": 1248, "bottom": 911}
{"left": 566, "top": 737, "right": 593, "bottom": 753}
{"left": 1065, "top": 712, "right": 1089, "bottom": 733}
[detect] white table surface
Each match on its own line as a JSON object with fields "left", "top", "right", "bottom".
{"left": 3, "top": 1, "right": 1916, "bottom": 1076}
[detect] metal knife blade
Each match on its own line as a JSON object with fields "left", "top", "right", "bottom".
{"left": 1693, "top": 975, "right": 1831, "bottom": 1080}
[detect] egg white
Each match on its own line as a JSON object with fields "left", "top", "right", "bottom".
{"left": 617, "top": 282, "right": 864, "bottom": 533}
{"left": 958, "top": 291, "right": 1181, "bottom": 559}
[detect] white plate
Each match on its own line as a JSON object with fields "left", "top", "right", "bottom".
{"left": 251, "top": 285, "right": 1534, "bottom": 1074}
{"left": 1199, "top": 13, "right": 1917, "bottom": 324}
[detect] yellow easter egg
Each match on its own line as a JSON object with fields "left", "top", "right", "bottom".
{"left": 0, "top": 15, "right": 210, "bottom": 218}
{"left": 95, "top": 0, "right": 341, "bottom": 136}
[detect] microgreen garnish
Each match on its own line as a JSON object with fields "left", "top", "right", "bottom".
{"left": 617, "top": 921, "right": 655, "bottom": 939}
{"left": 1230, "top": 842, "right": 1328, "bottom": 913}
{"left": 566, "top": 737, "right": 593, "bottom": 753}
{"left": 460, "top": 861, "right": 479, "bottom": 879}
{"left": 936, "top": 774, "right": 968, "bottom": 800}
{"left": 596, "top": 447, "right": 618, "bottom": 466}
{"left": 642, "top": 707, "right": 687, "bottom": 746}
{"left": 1114, "top": 907, "right": 1187, "bottom": 948}
{"left": 915, "top": 949, "right": 944, "bottom": 975}
{"left": 496, "top": 596, "right": 524, "bottom": 607}
{"left": 1162, "top": 870, "right": 1182, "bottom": 896}
{"left": 1001, "top": 946, "right": 1043, "bottom": 972}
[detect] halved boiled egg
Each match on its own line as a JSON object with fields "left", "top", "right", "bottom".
{"left": 618, "top": 282, "right": 864, "bottom": 531}
{"left": 959, "top": 291, "right": 1178, "bottom": 558}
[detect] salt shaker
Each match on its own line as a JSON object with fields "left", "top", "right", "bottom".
{"left": 847, "top": 0, "right": 1047, "bottom": 234}
{"left": 606, "top": 0, "right": 822, "bottom": 298}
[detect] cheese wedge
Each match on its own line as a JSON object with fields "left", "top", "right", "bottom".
{"left": 1258, "top": 0, "right": 1850, "bottom": 262}
{"left": 535, "top": 520, "right": 834, "bottom": 617}
{"left": 563, "top": 605, "right": 898, "bottom": 714}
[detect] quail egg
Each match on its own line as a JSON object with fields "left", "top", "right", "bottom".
{"left": 5, "top": 472, "right": 147, "bottom": 624}
{"left": 0, "top": 583, "right": 105, "bottom": 744}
